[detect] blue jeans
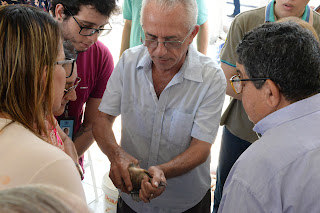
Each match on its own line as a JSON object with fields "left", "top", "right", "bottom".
{"left": 212, "top": 127, "right": 251, "bottom": 213}
{"left": 233, "top": 0, "right": 240, "bottom": 15}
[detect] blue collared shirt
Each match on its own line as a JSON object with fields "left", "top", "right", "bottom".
{"left": 219, "top": 93, "right": 320, "bottom": 213}
{"left": 99, "top": 44, "right": 226, "bottom": 212}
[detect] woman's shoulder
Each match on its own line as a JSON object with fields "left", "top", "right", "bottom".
{"left": 1, "top": 120, "right": 66, "bottom": 156}
{"left": 0, "top": 121, "right": 84, "bottom": 199}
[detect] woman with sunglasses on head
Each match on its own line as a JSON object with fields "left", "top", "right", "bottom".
{"left": 0, "top": 4, "right": 85, "bottom": 200}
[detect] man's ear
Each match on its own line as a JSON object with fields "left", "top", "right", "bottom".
{"left": 263, "top": 79, "right": 281, "bottom": 108}
{"left": 55, "top": 4, "right": 66, "bottom": 22}
{"left": 188, "top": 25, "right": 200, "bottom": 44}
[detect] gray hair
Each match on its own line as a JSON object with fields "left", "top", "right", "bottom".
{"left": 140, "top": 0, "right": 198, "bottom": 30}
{"left": 236, "top": 21, "right": 320, "bottom": 102}
{"left": 63, "top": 41, "right": 77, "bottom": 60}
{"left": 0, "top": 185, "right": 91, "bottom": 213}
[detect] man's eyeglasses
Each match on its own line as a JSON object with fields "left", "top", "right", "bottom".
{"left": 230, "top": 75, "right": 269, "bottom": 94}
{"left": 141, "top": 28, "right": 194, "bottom": 49}
{"left": 65, "top": 8, "right": 112, "bottom": 36}
{"left": 64, "top": 77, "right": 81, "bottom": 96}
{"left": 55, "top": 58, "right": 76, "bottom": 78}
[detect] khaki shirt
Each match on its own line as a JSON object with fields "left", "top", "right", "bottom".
{"left": 220, "top": 2, "right": 320, "bottom": 143}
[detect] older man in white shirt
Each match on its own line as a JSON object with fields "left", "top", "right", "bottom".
{"left": 93, "top": 0, "right": 226, "bottom": 212}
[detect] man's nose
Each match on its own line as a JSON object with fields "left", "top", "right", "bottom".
{"left": 153, "top": 41, "right": 168, "bottom": 56}
{"left": 65, "top": 89, "right": 77, "bottom": 102}
{"left": 87, "top": 32, "right": 99, "bottom": 43}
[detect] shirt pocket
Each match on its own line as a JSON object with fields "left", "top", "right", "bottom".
{"left": 160, "top": 110, "right": 194, "bottom": 162}
{"left": 165, "top": 110, "right": 194, "bottom": 147}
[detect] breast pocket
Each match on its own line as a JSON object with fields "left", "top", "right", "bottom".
{"left": 168, "top": 111, "right": 194, "bottom": 147}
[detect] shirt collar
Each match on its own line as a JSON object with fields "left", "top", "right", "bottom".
{"left": 182, "top": 45, "right": 203, "bottom": 83}
{"left": 137, "top": 46, "right": 152, "bottom": 71}
{"left": 265, "top": 0, "right": 311, "bottom": 23}
{"left": 253, "top": 93, "right": 320, "bottom": 135}
{"left": 136, "top": 45, "right": 203, "bottom": 83}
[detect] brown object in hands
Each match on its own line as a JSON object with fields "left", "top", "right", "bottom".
{"left": 128, "top": 162, "right": 167, "bottom": 202}
{"left": 128, "top": 162, "right": 152, "bottom": 202}
{"left": 128, "top": 162, "right": 152, "bottom": 193}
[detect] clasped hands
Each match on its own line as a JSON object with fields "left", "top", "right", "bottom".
{"left": 109, "top": 151, "right": 167, "bottom": 203}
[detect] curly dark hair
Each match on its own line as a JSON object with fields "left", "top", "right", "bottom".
{"left": 236, "top": 21, "right": 320, "bottom": 102}
{"left": 50, "top": 0, "right": 119, "bottom": 18}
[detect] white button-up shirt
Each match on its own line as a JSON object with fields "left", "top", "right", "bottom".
{"left": 99, "top": 44, "right": 226, "bottom": 213}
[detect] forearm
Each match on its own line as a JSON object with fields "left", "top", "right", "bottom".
{"left": 64, "top": 137, "right": 79, "bottom": 163}
{"left": 93, "top": 112, "right": 139, "bottom": 192}
{"left": 92, "top": 112, "right": 121, "bottom": 161}
{"left": 197, "top": 20, "right": 209, "bottom": 55}
{"left": 73, "top": 124, "right": 95, "bottom": 157}
{"left": 157, "top": 138, "right": 211, "bottom": 179}
{"left": 74, "top": 97, "right": 103, "bottom": 157}
{"left": 119, "top": 19, "right": 132, "bottom": 58}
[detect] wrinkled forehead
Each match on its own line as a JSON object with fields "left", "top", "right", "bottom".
{"left": 141, "top": 2, "right": 189, "bottom": 37}
{"left": 142, "top": 2, "right": 187, "bottom": 25}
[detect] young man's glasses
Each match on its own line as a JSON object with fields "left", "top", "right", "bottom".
{"left": 55, "top": 58, "right": 76, "bottom": 78}
{"left": 64, "top": 77, "right": 81, "bottom": 96}
{"left": 141, "top": 28, "right": 193, "bottom": 49}
{"left": 230, "top": 75, "right": 269, "bottom": 94}
{"left": 65, "top": 8, "right": 112, "bottom": 36}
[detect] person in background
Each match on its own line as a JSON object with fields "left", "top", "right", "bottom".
{"left": 52, "top": 41, "right": 83, "bottom": 177}
{"left": 119, "top": 0, "right": 209, "bottom": 56}
{"left": 50, "top": 0, "right": 119, "bottom": 169}
{"left": 0, "top": 0, "right": 26, "bottom": 5}
{"left": 219, "top": 21, "right": 320, "bottom": 212}
{"left": 213, "top": 0, "right": 320, "bottom": 212}
{"left": 0, "top": 184, "right": 90, "bottom": 213}
{"left": 31, "top": 0, "right": 50, "bottom": 11}
{"left": 0, "top": 5, "right": 85, "bottom": 200}
{"left": 0, "top": 0, "right": 50, "bottom": 11}
{"left": 227, "top": 0, "right": 240, "bottom": 17}
{"left": 54, "top": 41, "right": 79, "bottom": 119}
{"left": 93, "top": 0, "right": 226, "bottom": 212}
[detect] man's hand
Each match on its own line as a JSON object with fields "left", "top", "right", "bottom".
{"left": 109, "top": 150, "right": 139, "bottom": 194}
{"left": 139, "top": 166, "right": 167, "bottom": 203}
